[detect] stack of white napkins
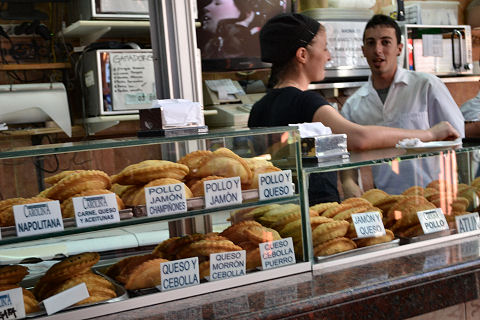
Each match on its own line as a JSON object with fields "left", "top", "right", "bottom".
{"left": 289, "top": 122, "right": 332, "bottom": 137}
{"left": 396, "top": 138, "right": 424, "bottom": 148}
{"left": 290, "top": 123, "right": 349, "bottom": 162}
{"left": 151, "top": 99, "right": 204, "bottom": 128}
{"left": 0, "top": 123, "right": 7, "bottom": 131}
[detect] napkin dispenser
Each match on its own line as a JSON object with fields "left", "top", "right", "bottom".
{"left": 0, "top": 83, "right": 72, "bottom": 137}
{"left": 301, "top": 134, "right": 349, "bottom": 161}
{"left": 138, "top": 99, "right": 208, "bottom": 137}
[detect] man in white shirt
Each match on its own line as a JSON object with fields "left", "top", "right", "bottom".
{"left": 341, "top": 14, "right": 465, "bottom": 195}
{"left": 461, "top": 90, "right": 480, "bottom": 136}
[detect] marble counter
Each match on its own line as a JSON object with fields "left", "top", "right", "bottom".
{"left": 95, "top": 235, "right": 480, "bottom": 320}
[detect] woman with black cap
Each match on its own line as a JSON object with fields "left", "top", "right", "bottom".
{"left": 248, "top": 13, "right": 459, "bottom": 203}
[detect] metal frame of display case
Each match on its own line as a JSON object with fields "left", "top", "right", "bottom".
{"left": 0, "top": 126, "right": 313, "bottom": 319}
{"left": 300, "top": 144, "right": 480, "bottom": 271}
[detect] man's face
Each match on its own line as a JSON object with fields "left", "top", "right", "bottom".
{"left": 362, "top": 26, "right": 403, "bottom": 78}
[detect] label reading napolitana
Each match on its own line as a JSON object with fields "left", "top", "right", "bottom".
{"left": 417, "top": 208, "right": 449, "bottom": 234}
{"left": 145, "top": 183, "right": 187, "bottom": 216}
{"left": 258, "top": 170, "right": 293, "bottom": 201}
{"left": 14, "top": 201, "right": 64, "bottom": 237}
{"left": 204, "top": 177, "right": 242, "bottom": 209}
{"left": 0, "top": 287, "right": 25, "bottom": 319}
{"left": 73, "top": 193, "right": 120, "bottom": 228}
{"left": 160, "top": 257, "right": 200, "bottom": 291}
{"left": 260, "top": 238, "right": 296, "bottom": 270}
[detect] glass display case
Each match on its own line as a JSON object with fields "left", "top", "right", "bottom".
{"left": 301, "top": 143, "right": 480, "bottom": 271}
{"left": 0, "top": 127, "right": 311, "bottom": 319}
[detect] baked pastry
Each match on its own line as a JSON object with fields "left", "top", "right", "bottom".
{"left": 313, "top": 237, "right": 357, "bottom": 256}
{"left": 361, "top": 188, "right": 389, "bottom": 205}
{"left": 311, "top": 220, "right": 350, "bottom": 246}
{"left": 0, "top": 197, "right": 51, "bottom": 227}
{"left": 45, "top": 170, "right": 111, "bottom": 201}
{"left": 44, "top": 170, "right": 82, "bottom": 185}
{"left": 112, "top": 160, "right": 189, "bottom": 185}
{"left": 354, "top": 229, "right": 395, "bottom": 248}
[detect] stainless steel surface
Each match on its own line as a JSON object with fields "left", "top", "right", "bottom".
{"left": 315, "top": 239, "right": 400, "bottom": 263}
{"left": 398, "top": 229, "right": 457, "bottom": 244}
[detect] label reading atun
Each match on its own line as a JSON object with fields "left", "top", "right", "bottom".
{"left": 0, "top": 287, "right": 25, "bottom": 319}
{"left": 352, "top": 211, "right": 386, "bottom": 239}
{"left": 260, "top": 237, "right": 296, "bottom": 270}
{"left": 145, "top": 183, "right": 187, "bottom": 216}
{"left": 160, "top": 257, "right": 200, "bottom": 291}
{"left": 258, "top": 170, "right": 293, "bottom": 201}
{"left": 73, "top": 193, "right": 120, "bottom": 228}
{"left": 208, "top": 250, "right": 246, "bottom": 281}
{"left": 417, "top": 208, "right": 449, "bottom": 234}
{"left": 455, "top": 212, "right": 480, "bottom": 233}
{"left": 14, "top": 201, "right": 64, "bottom": 237}
{"left": 204, "top": 177, "right": 242, "bottom": 209}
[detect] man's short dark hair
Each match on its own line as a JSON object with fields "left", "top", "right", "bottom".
{"left": 363, "top": 14, "right": 402, "bottom": 44}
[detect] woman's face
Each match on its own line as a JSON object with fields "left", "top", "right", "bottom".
{"left": 305, "top": 30, "right": 331, "bottom": 82}
{"left": 201, "top": 0, "right": 241, "bottom": 34}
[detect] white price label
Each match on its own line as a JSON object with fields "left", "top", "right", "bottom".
{"left": 455, "top": 212, "right": 480, "bottom": 233}
{"left": 159, "top": 257, "right": 200, "bottom": 291}
{"left": 14, "top": 201, "right": 64, "bottom": 237}
{"left": 260, "top": 237, "right": 296, "bottom": 270}
{"left": 145, "top": 183, "right": 187, "bottom": 217}
{"left": 258, "top": 170, "right": 293, "bottom": 201}
{"left": 417, "top": 208, "right": 449, "bottom": 234}
{"left": 208, "top": 250, "right": 246, "bottom": 282}
{"left": 352, "top": 211, "right": 386, "bottom": 239}
{"left": 43, "top": 283, "right": 89, "bottom": 315}
{"left": 73, "top": 193, "right": 120, "bottom": 228}
{"left": 0, "top": 287, "right": 25, "bottom": 319}
{"left": 204, "top": 177, "right": 242, "bottom": 209}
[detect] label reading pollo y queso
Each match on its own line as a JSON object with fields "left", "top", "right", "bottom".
{"left": 145, "top": 183, "right": 187, "bottom": 216}
{"left": 14, "top": 201, "right": 63, "bottom": 237}
{"left": 258, "top": 170, "right": 293, "bottom": 201}
{"left": 73, "top": 193, "right": 120, "bottom": 228}
{"left": 204, "top": 177, "right": 242, "bottom": 209}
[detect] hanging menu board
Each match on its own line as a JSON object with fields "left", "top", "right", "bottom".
{"left": 109, "top": 51, "right": 156, "bottom": 111}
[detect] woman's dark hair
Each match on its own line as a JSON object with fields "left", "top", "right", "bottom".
{"left": 363, "top": 14, "right": 402, "bottom": 44}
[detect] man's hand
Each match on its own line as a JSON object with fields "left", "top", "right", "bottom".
{"left": 428, "top": 121, "right": 460, "bottom": 141}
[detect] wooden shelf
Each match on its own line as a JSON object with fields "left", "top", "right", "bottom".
{"left": 0, "top": 63, "right": 71, "bottom": 71}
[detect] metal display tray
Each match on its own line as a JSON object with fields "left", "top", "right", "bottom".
{"left": 315, "top": 239, "right": 400, "bottom": 263}
{"left": 398, "top": 229, "right": 457, "bottom": 245}
{"left": 0, "top": 209, "right": 134, "bottom": 238}
{"left": 23, "top": 271, "right": 128, "bottom": 318}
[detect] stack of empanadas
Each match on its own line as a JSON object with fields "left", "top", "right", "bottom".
{"left": 0, "top": 265, "right": 40, "bottom": 314}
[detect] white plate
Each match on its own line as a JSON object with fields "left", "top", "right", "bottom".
{"left": 396, "top": 140, "right": 462, "bottom": 152}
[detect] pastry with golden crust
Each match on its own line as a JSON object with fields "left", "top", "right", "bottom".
{"left": 374, "top": 195, "right": 404, "bottom": 214}
{"left": 112, "top": 160, "right": 189, "bottom": 185}
{"left": 313, "top": 237, "right": 357, "bottom": 256}
{"left": 115, "top": 254, "right": 156, "bottom": 284}
{"left": 354, "top": 229, "right": 395, "bottom": 248}
{"left": 312, "top": 220, "right": 350, "bottom": 246}
{"left": 258, "top": 203, "right": 300, "bottom": 227}
{"left": 42, "top": 252, "right": 100, "bottom": 282}
{"left": 0, "top": 265, "right": 28, "bottom": 285}
{"left": 190, "top": 148, "right": 253, "bottom": 185}
{"left": 130, "top": 178, "right": 193, "bottom": 206}
{"left": 187, "top": 239, "right": 243, "bottom": 257}
{"left": 341, "top": 197, "right": 372, "bottom": 207}
{"left": 44, "top": 170, "right": 82, "bottom": 185}
{"left": 246, "top": 248, "right": 261, "bottom": 270}
{"left": 309, "top": 202, "right": 339, "bottom": 216}
{"left": 0, "top": 197, "right": 51, "bottom": 227}
{"left": 178, "top": 150, "right": 213, "bottom": 175}
{"left": 60, "top": 189, "right": 125, "bottom": 218}
{"left": 22, "top": 288, "right": 40, "bottom": 314}
{"left": 190, "top": 176, "right": 225, "bottom": 197}
{"left": 220, "top": 220, "right": 263, "bottom": 243}
{"left": 45, "top": 170, "right": 111, "bottom": 201}
{"left": 124, "top": 258, "right": 169, "bottom": 290}
{"left": 361, "top": 189, "right": 389, "bottom": 205}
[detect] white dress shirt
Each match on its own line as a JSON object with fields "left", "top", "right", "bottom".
{"left": 341, "top": 68, "right": 465, "bottom": 194}
{"left": 460, "top": 91, "right": 480, "bottom": 121}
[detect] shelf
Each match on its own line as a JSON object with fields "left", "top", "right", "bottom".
{"left": 60, "top": 20, "right": 151, "bottom": 46}
{"left": 0, "top": 63, "right": 71, "bottom": 71}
